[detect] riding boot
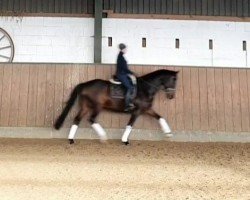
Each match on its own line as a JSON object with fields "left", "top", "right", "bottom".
{"left": 124, "top": 90, "right": 135, "bottom": 112}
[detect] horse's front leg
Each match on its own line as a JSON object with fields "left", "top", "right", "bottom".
{"left": 121, "top": 113, "right": 139, "bottom": 145}
{"left": 146, "top": 109, "right": 173, "bottom": 137}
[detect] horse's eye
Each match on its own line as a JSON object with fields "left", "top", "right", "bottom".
{"left": 173, "top": 77, "right": 177, "bottom": 81}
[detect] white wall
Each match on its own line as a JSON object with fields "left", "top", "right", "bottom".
{"left": 0, "top": 17, "right": 94, "bottom": 63}
{"left": 102, "top": 19, "right": 250, "bottom": 68}
{"left": 0, "top": 17, "right": 249, "bottom": 67}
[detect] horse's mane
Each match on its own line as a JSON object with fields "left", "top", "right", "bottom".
{"left": 140, "top": 69, "right": 177, "bottom": 80}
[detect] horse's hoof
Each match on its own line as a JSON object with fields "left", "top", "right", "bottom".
{"left": 122, "top": 141, "right": 130, "bottom": 145}
{"left": 69, "top": 139, "right": 75, "bottom": 144}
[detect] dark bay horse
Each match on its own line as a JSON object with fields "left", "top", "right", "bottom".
{"left": 54, "top": 69, "right": 178, "bottom": 145}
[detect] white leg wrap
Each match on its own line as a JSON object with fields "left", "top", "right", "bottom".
{"left": 68, "top": 124, "right": 78, "bottom": 139}
{"left": 159, "top": 118, "right": 172, "bottom": 134}
{"left": 122, "top": 126, "right": 132, "bottom": 142}
{"left": 91, "top": 123, "right": 107, "bottom": 141}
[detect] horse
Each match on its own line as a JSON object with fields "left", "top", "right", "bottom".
{"left": 54, "top": 69, "right": 178, "bottom": 145}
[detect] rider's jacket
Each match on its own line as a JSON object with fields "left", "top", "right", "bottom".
{"left": 116, "top": 51, "right": 133, "bottom": 77}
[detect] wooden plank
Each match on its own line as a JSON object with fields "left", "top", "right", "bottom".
{"left": 231, "top": 69, "right": 242, "bottom": 132}
{"left": 143, "top": 0, "right": 150, "bottom": 14}
{"left": 54, "top": 65, "right": 64, "bottom": 128}
{"left": 199, "top": 68, "right": 208, "bottom": 130}
{"left": 195, "top": 0, "right": 202, "bottom": 15}
{"left": 206, "top": 68, "right": 217, "bottom": 131}
{"left": 9, "top": 65, "right": 21, "bottom": 126}
{"left": 138, "top": 0, "right": 143, "bottom": 14}
{"left": 175, "top": 67, "right": 184, "bottom": 131}
{"left": 87, "top": 0, "right": 94, "bottom": 14}
{"left": 219, "top": 0, "right": 226, "bottom": 16}
{"left": 36, "top": 65, "right": 47, "bottom": 126}
{"left": 247, "top": 70, "right": 250, "bottom": 131}
{"left": 83, "top": 0, "right": 88, "bottom": 14}
{"left": 179, "top": 0, "right": 185, "bottom": 15}
{"left": 0, "top": 66, "right": 4, "bottom": 125}
{"left": 213, "top": 0, "right": 220, "bottom": 16}
{"left": 161, "top": 0, "right": 167, "bottom": 14}
{"left": 70, "top": 64, "right": 80, "bottom": 124}
{"left": 190, "top": 68, "right": 200, "bottom": 131}
{"left": 54, "top": 0, "right": 59, "bottom": 13}
{"left": 115, "top": 0, "right": 121, "bottom": 13}
{"left": 167, "top": 0, "right": 173, "bottom": 14}
{"left": 231, "top": 0, "right": 237, "bottom": 16}
{"left": 155, "top": 0, "right": 161, "bottom": 14}
{"left": 79, "top": 64, "right": 88, "bottom": 83}
{"left": 239, "top": 69, "right": 249, "bottom": 131}
{"left": 182, "top": 67, "right": 192, "bottom": 130}
{"left": 237, "top": 0, "right": 243, "bottom": 17}
{"left": 242, "top": 0, "right": 248, "bottom": 17}
{"left": 184, "top": 0, "right": 190, "bottom": 15}
{"left": 63, "top": 65, "right": 73, "bottom": 127}
{"left": 71, "top": 0, "right": 77, "bottom": 14}
{"left": 222, "top": 69, "right": 233, "bottom": 132}
{"left": 225, "top": 0, "right": 231, "bottom": 16}
{"left": 127, "top": 0, "right": 133, "bottom": 13}
{"left": 166, "top": 66, "right": 176, "bottom": 131}
{"left": 207, "top": 0, "right": 214, "bottom": 16}
{"left": 0, "top": 65, "right": 12, "bottom": 126}
{"left": 44, "top": 65, "right": 55, "bottom": 127}
{"left": 149, "top": 0, "right": 156, "bottom": 14}
{"left": 76, "top": 0, "right": 81, "bottom": 13}
{"left": 132, "top": 0, "right": 138, "bottom": 14}
{"left": 172, "top": 0, "right": 179, "bottom": 14}
{"left": 201, "top": 0, "right": 208, "bottom": 15}
{"left": 18, "top": 65, "right": 29, "bottom": 126}
{"left": 190, "top": 0, "right": 196, "bottom": 15}
{"left": 121, "top": 0, "right": 127, "bottom": 13}
{"left": 214, "top": 68, "right": 225, "bottom": 131}
{"left": 103, "top": 0, "right": 109, "bottom": 10}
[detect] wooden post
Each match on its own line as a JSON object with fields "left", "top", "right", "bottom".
{"left": 94, "top": 0, "right": 102, "bottom": 63}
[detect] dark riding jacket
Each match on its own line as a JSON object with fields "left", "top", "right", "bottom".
{"left": 116, "top": 51, "right": 133, "bottom": 77}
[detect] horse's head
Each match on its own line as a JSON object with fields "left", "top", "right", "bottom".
{"left": 162, "top": 71, "right": 178, "bottom": 99}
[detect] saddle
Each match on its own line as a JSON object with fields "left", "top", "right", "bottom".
{"left": 109, "top": 75, "right": 137, "bottom": 99}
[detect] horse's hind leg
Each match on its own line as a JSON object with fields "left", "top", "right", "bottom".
{"left": 88, "top": 109, "right": 107, "bottom": 142}
{"left": 122, "top": 112, "right": 139, "bottom": 145}
{"left": 68, "top": 109, "right": 86, "bottom": 144}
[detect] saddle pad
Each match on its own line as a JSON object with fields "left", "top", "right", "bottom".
{"left": 110, "top": 84, "right": 126, "bottom": 99}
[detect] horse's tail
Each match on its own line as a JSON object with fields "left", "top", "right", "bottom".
{"left": 54, "top": 84, "right": 81, "bottom": 130}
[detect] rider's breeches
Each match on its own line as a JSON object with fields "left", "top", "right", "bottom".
{"left": 117, "top": 74, "right": 134, "bottom": 106}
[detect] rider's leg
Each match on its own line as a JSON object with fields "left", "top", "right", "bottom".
{"left": 118, "top": 75, "right": 134, "bottom": 110}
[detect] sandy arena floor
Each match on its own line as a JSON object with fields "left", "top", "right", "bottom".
{"left": 0, "top": 138, "right": 249, "bottom": 200}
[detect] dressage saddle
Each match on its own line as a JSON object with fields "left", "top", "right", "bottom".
{"left": 109, "top": 75, "right": 137, "bottom": 99}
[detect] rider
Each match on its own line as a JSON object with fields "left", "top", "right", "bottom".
{"left": 116, "top": 43, "right": 135, "bottom": 111}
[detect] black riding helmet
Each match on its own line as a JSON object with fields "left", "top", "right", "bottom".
{"left": 119, "top": 43, "right": 126, "bottom": 51}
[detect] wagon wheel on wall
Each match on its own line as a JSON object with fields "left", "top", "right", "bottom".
{"left": 0, "top": 28, "right": 14, "bottom": 63}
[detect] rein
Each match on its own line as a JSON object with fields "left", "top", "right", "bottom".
{"left": 137, "top": 77, "right": 176, "bottom": 94}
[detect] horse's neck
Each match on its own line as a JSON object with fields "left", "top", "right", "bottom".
{"left": 139, "top": 75, "right": 162, "bottom": 97}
